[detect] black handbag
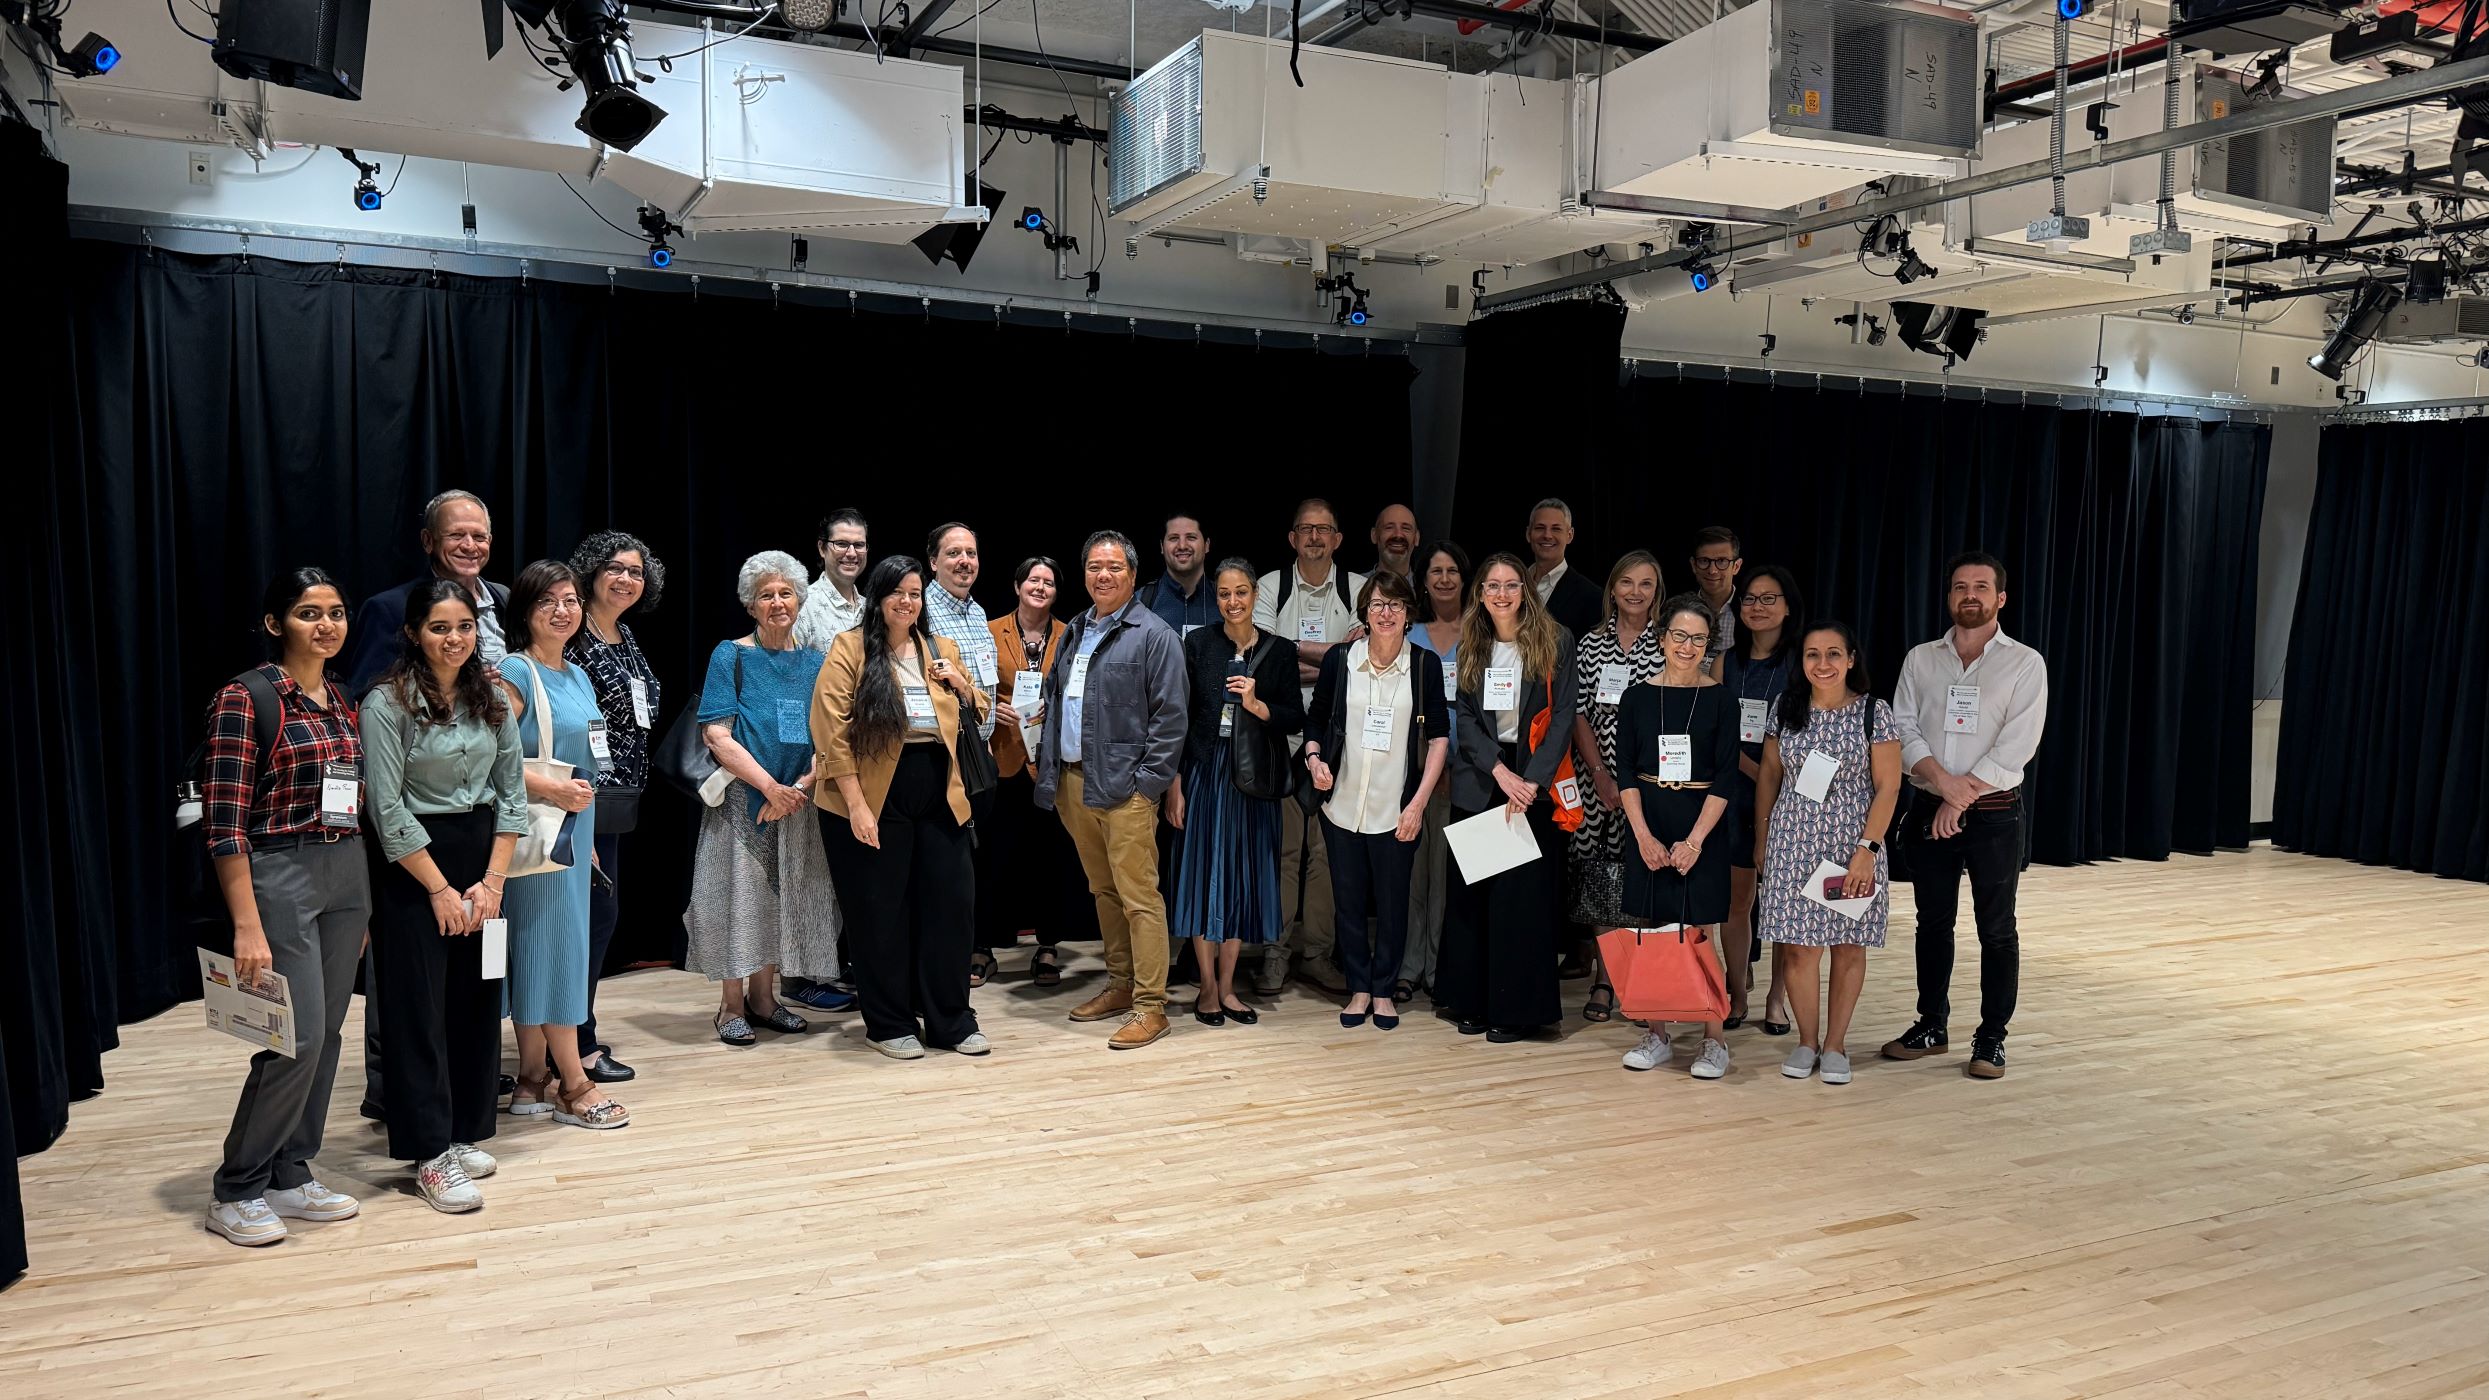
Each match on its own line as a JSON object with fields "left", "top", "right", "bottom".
{"left": 954, "top": 691, "right": 999, "bottom": 801}
{"left": 1230, "top": 639, "right": 1298, "bottom": 802}
{"left": 595, "top": 784, "right": 644, "bottom": 835}
{"left": 652, "top": 647, "right": 738, "bottom": 804}
{"left": 1566, "top": 856, "right": 1629, "bottom": 929}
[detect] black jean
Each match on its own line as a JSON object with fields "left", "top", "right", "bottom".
{"left": 371, "top": 808, "right": 502, "bottom": 1162}
{"left": 578, "top": 830, "right": 622, "bottom": 1057}
{"left": 817, "top": 745, "right": 979, "bottom": 1048}
{"left": 1323, "top": 819, "right": 1419, "bottom": 998}
{"left": 1904, "top": 794, "right": 2023, "bottom": 1043}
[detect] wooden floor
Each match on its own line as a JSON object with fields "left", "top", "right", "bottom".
{"left": 5, "top": 846, "right": 2487, "bottom": 1399}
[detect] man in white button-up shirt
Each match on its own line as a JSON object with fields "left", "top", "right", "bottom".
{"left": 1882, "top": 551, "right": 2049, "bottom": 1081}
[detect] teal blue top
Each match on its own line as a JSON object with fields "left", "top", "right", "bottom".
{"left": 501, "top": 652, "right": 604, "bottom": 783}
{"left": 360, "top": 678, "right": 529, "bottom": 863}
{"left": 696, "top": 637, "right": 827, "bottom": 821}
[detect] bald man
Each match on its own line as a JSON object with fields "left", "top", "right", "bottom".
{"left": 1370, "top": 503, "right": 1420, "bottom": 580}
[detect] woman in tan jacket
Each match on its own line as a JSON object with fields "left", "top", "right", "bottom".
{"left": 972, "top": 556, "right": 1095, "bottom": 987}
{"left": 812, "top": 556, "right": 990, "bottom": 1060}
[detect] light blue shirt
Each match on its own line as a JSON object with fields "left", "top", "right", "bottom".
{"left": 923, "top": 583, "right": 998, "bottom": 739}
{"left": 1059, "top": 607, "right": 1117, "bottom": 766}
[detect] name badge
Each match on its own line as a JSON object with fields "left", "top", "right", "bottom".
{"left": 480, "top": 918, "right": 508, "bottom": 980}
{"left": 973, "top": 647, "right": 998, "bottom": 689}
{"left": 1012, "top": 669, "right": 1044, "bottom": 716}
{"left": 1444, "top": 665, "right": 1458, "bottom": 702}
{"left": 903, "top": 684, "right": 938, "bottom": 730}
{"left": 1361, "top": 704, "right": 1395, "bottom": 751}
{"left": 776, "top": 698, "right": 809, "bottom": 745}
{"left": 1594, "top": 662, "right": 1631, "bottom": 706}
{"left": 1796, "top": 748, "right": 1841, "bottom": 802}
{"left": 1484, "top": 667, "right": 1519, "bottom": 711}
{"left": 1657, "top": 734, "right": 1693, "bottom": 782}
{"left": 1946, "top": 684, "right": 1981, "bottom": 735}
{"left": 1739, "top": 697, "right": 1769, "bottom": 744}
{"left": 1066, "top": 653, "right": 1091, "bottom": 700}
{"left": 319, "top": 760, "right": 360, "bottom": 828}
{"left": 1297, "top": 615, "right": 1328, "bottom": 644}
{"left": 628, "top": 677, "right": 653, "bottom": 729}
{"left": 1220, "top": 702, "right": 1237, "bottom": 738}
{"left": 587, "top": 719, "right": 611, "bottom": 763}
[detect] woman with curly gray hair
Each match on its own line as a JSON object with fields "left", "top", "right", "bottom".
{"left": 560, "top": 529, "right": 665, "bottom": 1084}
{"left": 685, "top": 550, "right": 844, "bottom": 1047}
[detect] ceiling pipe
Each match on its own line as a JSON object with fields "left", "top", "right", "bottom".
{"left": 814, "top": 20, "right": 1137, "bottom": 82}
{"left": 1311, "top": 0, "right": 1665, "bottom": 52}
{"left": 1988, "top": 37, "right": 2171, "bottom": 117}
{"left": 2227, "top": 209, "right": 2489, "bottom": 265}
{"left": 1478, "top": 51, "right": 2489, "bottom": 310}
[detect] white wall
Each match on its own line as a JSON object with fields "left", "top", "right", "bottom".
{"left": 2249, "top": 414, "right": 2323, "bottom": 828}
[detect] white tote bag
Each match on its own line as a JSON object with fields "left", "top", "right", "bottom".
{"left": 508, "top": 657, "right": 578, "bottom": 879}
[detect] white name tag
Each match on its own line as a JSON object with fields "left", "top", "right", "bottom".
{"left": 1796, "top": 748, "right": 1841, "bottom": 802}
{"left": 479, "top": 918, "right": 508, "bottom": 980}
{"left": 587, "top": 719, "right": 611, "bottom": 763}
{"left": 973, "top": 648, "right": 998, "bottom": 688}
{"left": 1183, "top": 624, "right": 1202, "bottom": 638}
{"left": 1066, "top": 653, "right": 1091, "bottom": 700}
{"left": 1946, "top": 684, "right": 1981, "bottom": 735}
{"left": 1656, "top": 734, "right": 1693, "bottom": 782}
{"left": 628, "top": 677, "right": 652, "bottom": 729}
{"left": 1012, "top": 669, "right": 1044, "bottom": 714}
{"left": 903, "top": 684, "right": 938, "bottom": 730}
{"left": 1361, "top": 704, "right": 1395, "bottom": 751}
{"left": 1739, "top": 697, "right": 1769, "bottom": 744}
{"left": 1297, "top": 615, "right": 1328, "bottom": 644}
{"left": 1484, "top": 667, "right": 1518, "bottom": 711}
{"left": 319, "top": 761, "right": 360, "bottom": 828}
{"left": 1445, "top": 665, "right": 1458, "bottom": 702}
{"left": 1594, "top": 662, "right": 1631, "bottom": 706}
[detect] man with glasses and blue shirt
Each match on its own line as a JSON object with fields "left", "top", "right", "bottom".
{"left": 1690, "top": 525, "right": 1743, "bottom": 673}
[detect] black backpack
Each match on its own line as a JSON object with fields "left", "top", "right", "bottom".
{"left": 175, "top": 668, "right": 284, "bottom": 954}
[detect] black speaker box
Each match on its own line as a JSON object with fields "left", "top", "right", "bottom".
{"left": 212, "top": 0, "right": 372, "bottom": 101}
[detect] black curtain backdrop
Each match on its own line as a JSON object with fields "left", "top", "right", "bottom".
{"left": 1449, "top": 305, "right": 2268, "bottom": 871}
{"left": 2274, "top": 420, "right": 2489, "bottom": 882}
{"left": 2, "top": 128, "right": 1415, "bottom": 1277}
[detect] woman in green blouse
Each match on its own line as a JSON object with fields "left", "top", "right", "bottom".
{"left": 363, "top": 579, "right": 529, "bottom": 1214}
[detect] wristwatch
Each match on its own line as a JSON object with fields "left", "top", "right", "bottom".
{"left": 1856, "top": 838, "right": 1883, "bottom": 855}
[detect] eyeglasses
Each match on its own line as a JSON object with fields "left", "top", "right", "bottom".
{"left": 1740, "top": 592, "right": 1784, "bottom": 608}
{"left": 1367, "top": 600, "right": 1408, "bottom": 614}
{"left": 602, "top": 563, "right": 646, "bottom": 581}
{"left": 1664, "top": 628, "right": 1711, "bottom": 647}
{"left": 1295, "top": 524, "right": 1340, "bottom": 536}
{"left": 535, "top": 596, "right": 581, "bottom": 613}
{"left": 825, "top": 541, "right": 868, "bottom": 553}
{"left": 1690, "top": 556, "right": 1740, "bottom": 572}
{"left": 1479, "top": 580, "right": 1524, "bottom": 596}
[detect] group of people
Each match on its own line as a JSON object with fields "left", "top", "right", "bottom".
{"left": 194, "top": 488, "right": 2048, "bottom": 1247}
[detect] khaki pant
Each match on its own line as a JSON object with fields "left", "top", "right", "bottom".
{"left": 1279, "top": 798, "right": 1336, "bottom": 965}
{"left": 1056, "top": 764, "right": 1170, "bottom": 1014}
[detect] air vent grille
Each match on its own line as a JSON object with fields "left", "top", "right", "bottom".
{"left": 1109, "top": 39, "right": 1206, "bottom": 217}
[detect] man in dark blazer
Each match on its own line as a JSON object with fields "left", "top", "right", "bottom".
{"left": 1526, "top": 498, "right": 1603, "bottom": 641}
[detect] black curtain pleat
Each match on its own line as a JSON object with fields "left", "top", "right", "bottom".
{"left": 2274, "top": 421, "right": 2489, "bottom": 882}
{"left": 1451, "top": 298, "right": 1625, "bottom": 574}
{"left": 5, "top": 129, "right": 1415, "bottom": 1276}
{"left": 1451, "top": 364, "right": 2266, "bottom": 870}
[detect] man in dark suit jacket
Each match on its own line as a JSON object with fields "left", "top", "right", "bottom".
{"left": 341, "top": 487, "right": 508, "bottom": 1117}
{"left": 1526, "top": 497, "right": 1604, "bottom": 641}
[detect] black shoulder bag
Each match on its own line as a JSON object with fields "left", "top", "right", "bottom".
{"left": 1230, "top": 636, "right": 1298, "bottom": 802}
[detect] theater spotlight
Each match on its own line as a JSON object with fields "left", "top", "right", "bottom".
{"left": 521, "top": 0, "right": 667, "bottom": 153}
{"left": 1020, "top": 207, "right": 1050, "bottom": 233}
{"left": 778, "top": 0, "right": 836, "bottom": 31}
{"left": 1890, "top": 301, "right": 1985, "bottom": 366}
{"left": 2306, "top": 279, "right": 2402, "bottom": 381}
{"left": 338, "top": 148, "right": 385, "bottom": 211}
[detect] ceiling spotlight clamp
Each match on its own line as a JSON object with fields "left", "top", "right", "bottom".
{"left": 1835, "top": 311, "right": 1888, "bottom": 346}
{"left": 1319, "top": 271, "right": 1371, "bottom": 326}
{"left": 638, "top": 204, "right": 682, "bottom": 268}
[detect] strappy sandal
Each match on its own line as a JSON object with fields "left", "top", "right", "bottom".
{"left": 1392, "top": 978, "right": 1417, "bottom": 1003}
{"left": 714, "top": 1011, "right": 757, "bottom": 1047}
{"left": 553, "top": 1082, "right": 630, "bottom": 1131}
{"left": 968, "top": 950, "right": 997, "bottom": 987}
{"left": 506, "top": 1072, "right": 554, "bottom": 1116}
{"left": 1582, "top": 980, "right": 1617, "bottom": 1024}
{"left": 1031, "top": 947, "right": 1062, "bottom": 988}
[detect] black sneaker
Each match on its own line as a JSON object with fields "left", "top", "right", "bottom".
{"left": 1966, "top": 1037, "right": 2006, "bottom": 1079}
{"left": 1880, "top": 1018, "right": 1950, "bottom": 1060}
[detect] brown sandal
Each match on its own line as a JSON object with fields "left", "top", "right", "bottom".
{"left": 506, "top": 1072, "right": 554, "bottom": 1117}
{"left": 553, "top": 1080, "right": 630, "bottom": 1130}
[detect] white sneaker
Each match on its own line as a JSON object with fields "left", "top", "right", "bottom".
{"left": 1691, "top": 1039, "right": 1732, "bottom": 1080}
{"left": 416, "top": 1151, "right": 483, "bottom": 1213}
{"left": 871, "top": 1035, "right": 927, "bottom": 1060}
{"left": 204, "top": 1198, "right": 288, "bottom": 1246}
{"left": 1621, "top": 1029, "right": 1673, "bottom": 1071}
{"left": 1819, "top": 1050, "right": 1854, "bottom": 1085}
{"left": 949, "top": 1032, "right": 991, "bottom": 1056}
{"left": 450, "top": 1142, "right": 498, "bottom": 1179}
{"left": 265, "top": 1179, "right": 359, "bottom": 1222}
{"left": 1781, "top": 1045, "right": 1819, "bottom": 1080}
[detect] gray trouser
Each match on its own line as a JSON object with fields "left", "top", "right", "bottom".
{"left": 216, "top": 838, "right": 370, "bottom": 1203}
{"left": 1400, "top": 783, "right": 1454, "bottom": 988}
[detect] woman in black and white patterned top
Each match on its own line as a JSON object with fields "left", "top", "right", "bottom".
{"left": 1565, "top": 550, "right": 1664, "bottom": 1023}
{"left": 563, "top": 529, "right": 665, "bottom": 1086}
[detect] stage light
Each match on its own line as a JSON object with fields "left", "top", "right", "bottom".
{"left": 64, "top": 31, "right": 120, "bottom": 76}
{"left": 1890, "top": 301, "right": 1985, "bottom": 366}
{"left": 2057, "top": 0, "right": 2083, "bottom": 17}
{"left": 779, "top": 0, "right": 836, "bottom": 31}
{"left": 915, "top": 179, "right": 1005, "bottom": 272}
{"left": 543, "top": 0, "right": 666, "bottom": 153}
{"left": 2306, "top": 279, "right": 2401, "bottom": 381}
{"left": 1020, "top": 207, "right": 1050, "bottom": 232}
{"left": 355, "top": 181, "right": 383, "bottom": 211}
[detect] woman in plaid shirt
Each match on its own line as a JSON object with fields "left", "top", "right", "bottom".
{"left": 200, "top": 568, "right": 371, "bottom": 1248}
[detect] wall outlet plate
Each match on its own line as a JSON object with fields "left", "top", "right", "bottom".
{"left": 186, "top": 148, "right": 215, "bottom": 187}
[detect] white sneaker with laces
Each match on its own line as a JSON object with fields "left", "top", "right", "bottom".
{"left": 1691, "top": 1039, "right": 1733, "bottom": 1080}
{"left": 1621, "top": 1029, "right": 1673, "bottom": 1071}
{"left": 871, "top": 1035, "right": 927, "bottom": 1060}
{"left": 949, "top": 1032, "right": 991, "bottom": 1056}
{"left": 1781, "top": 1045, "right": 1820, "bottom": 1080}
{"left": 450, "top": 1143, "right": 498, "bottom": 1178}
{"left": 204, "top": 1197, "right": 288, "bottom": 1246}
{"left": 417, "top": 1151, "right": 483, "bottom": 1213}
{"left": 265, "top": 1179, "right": 359, "bottom": 1221}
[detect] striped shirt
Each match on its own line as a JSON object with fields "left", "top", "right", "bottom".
{"left": 201, "top": 665, "right": 362, "bottom": 858}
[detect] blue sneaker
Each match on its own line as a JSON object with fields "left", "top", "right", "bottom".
{"left": 784, "top": 981, "right": 857, "bottom": 1012}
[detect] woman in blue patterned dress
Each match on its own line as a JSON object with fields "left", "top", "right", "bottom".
{"left": 1752, "top": 621, "right": 1903, "bottom": 1086}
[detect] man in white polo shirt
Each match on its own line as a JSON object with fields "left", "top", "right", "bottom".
{"left": 1252, "top": 497, "right": 1366, "bottom": 995}
{"left": 1882, "top": 550, "right": 2049, "bottom": 1081}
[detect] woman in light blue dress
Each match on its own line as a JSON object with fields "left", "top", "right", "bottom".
{"left": 498, "top": 561, "right": 628, "bottom": 1131}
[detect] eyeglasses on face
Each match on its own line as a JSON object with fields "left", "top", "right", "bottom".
{"left": 1479, "top": 580, "right": 1524, "bottom": 596}
{"left": 1690, "top": 556, "right": 1740, "bottom": 572}
{"left": 602, "top": 563, "right": 646, "bottom": 581}
{"left": 1664, "top": 628, "right": 1711, "bottom": 647}
{"left": 1741, "top": 592, "right": 1784, "bottom": 608}
{"left": 535, "top": 595, "right": 582, "bottom": 613}
{"left": 1367, "top": 599, "right": 1409, "bottom": 614}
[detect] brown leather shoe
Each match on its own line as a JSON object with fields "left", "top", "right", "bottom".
{"left": 1068, "top": 987, "right": 1134, "bottom": 1023}
{"left": 1107, "top": 1011, "right": 1170, "bottom": 1049}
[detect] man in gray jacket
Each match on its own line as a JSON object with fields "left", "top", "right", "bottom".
{"left": 1035, "top": 530, "right": 1191, "bottom": 1049}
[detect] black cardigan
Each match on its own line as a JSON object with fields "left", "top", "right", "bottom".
{"left": 1452, "top": 629, "right": 1580, "bottom": 813}
{"left": 1303, "top": 641, "right": 1450, "bottom": 814}
{"left": 1178, "top": 624, "right": 1305, "bottom": 774}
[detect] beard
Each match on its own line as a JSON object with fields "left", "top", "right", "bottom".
{"left": 1952, "top": 601, "right": 1992, "bottom": 628}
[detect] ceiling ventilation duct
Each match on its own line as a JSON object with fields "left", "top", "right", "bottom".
{"left": 1592, "top": 0, "right": 1982, "bottom": 210}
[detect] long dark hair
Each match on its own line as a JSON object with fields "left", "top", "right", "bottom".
{"left": 1733, "top": 565, "right": 1805, "bottom": 662}
{"left": 259, "top": 566, "right": 350, "bottom": 662}
{"left": 380, "top": 579, "right": 508, "bottom": 728}
{"left": 503, "top": 559, "right": 579, "bottom": 653}
{"left": 1777, "top": 620, "right": 1869, "bottom": 734}
{"left": 850, "top": 555, "right": 933, "bottom": 761}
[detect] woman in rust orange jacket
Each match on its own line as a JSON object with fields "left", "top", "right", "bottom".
{"left": 974, "top": 555, "right": 1096, "bottom": 987}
